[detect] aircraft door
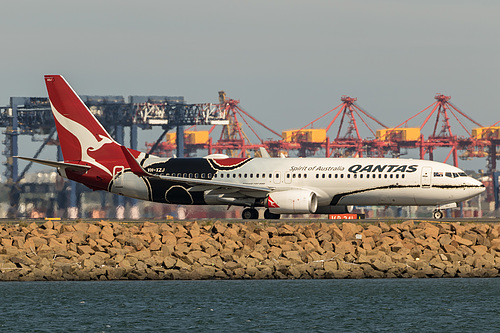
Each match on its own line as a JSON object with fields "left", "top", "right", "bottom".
{"left": 273, "top": 171, "right": 281, "bottom": 184}
{"left": 284, "top": 171, "right": 292, "bottom": 184}
{"left": 113, "top": 166, "right": 125, "bottom": 188}
{"left": 421, "top": 166, "right": 431, "bottom": 188}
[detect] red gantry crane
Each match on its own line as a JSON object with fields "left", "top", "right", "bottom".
{"left": 146, "top": 91, "right": 281, "bottom": 158}
{"left": 280, "top": 95, "right": 389, "bottom": 158}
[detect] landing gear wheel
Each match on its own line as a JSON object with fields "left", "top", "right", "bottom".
{"left": 433, "top": 209, "right": 444, "bottom": 219}
{"left": 264, "top": 209, "right": 281, "bottom": 220}
{"left": 242, "top": 208, "right": 259, "bottom": 219}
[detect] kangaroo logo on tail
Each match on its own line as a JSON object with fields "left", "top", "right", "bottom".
{"left": 45, "top": 75, "right": 127, "bottom": 177}
{"left": 50, "top": 104, "right": 114, "bottom": 176}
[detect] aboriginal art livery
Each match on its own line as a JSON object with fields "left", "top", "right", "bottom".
{"left": 16, "top": 75, "right": 485, "bottom": 220}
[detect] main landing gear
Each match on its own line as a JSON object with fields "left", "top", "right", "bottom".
{"left": 263, "top": 209, "right": 280, "bottom": 220}
{"left": 242, "top": 208, "right": 259, "bottom": 219}
{"left": 241, "top": 208, "right": 281, "bottom": 220}
{"left": 433, "top": 209, "right": 444, "bottom": 219}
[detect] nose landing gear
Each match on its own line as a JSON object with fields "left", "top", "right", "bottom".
{"left": 433, "top": 209, "right": 444, "bottom": 219}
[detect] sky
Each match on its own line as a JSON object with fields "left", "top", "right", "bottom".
{"left": 1, "top": 0, "right": 499, "bottom": 173}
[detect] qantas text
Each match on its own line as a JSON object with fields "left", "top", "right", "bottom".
{"left": 348, "top": 164, "right": 418, "bottom": 173}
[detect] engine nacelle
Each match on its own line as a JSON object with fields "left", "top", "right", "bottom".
{"left": 266, "top": 190, "right": 318, "bottom": 214}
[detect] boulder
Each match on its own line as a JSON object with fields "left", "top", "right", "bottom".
{"left": 452, "top": 235, "right": 474, "bottom": 247}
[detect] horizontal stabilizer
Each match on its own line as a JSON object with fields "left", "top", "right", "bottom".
{"left": 14, "top": 156, "right": 91, "bottom": 173}
{"left": 119, "top": 146, "right": 149, "bottom": 177}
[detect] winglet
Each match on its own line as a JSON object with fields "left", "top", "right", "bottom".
{"left": 259, "top": 147, "right": 271, "bottom": 158}
{"left": 120, "top": 146, "right": 150, "bottom": 177}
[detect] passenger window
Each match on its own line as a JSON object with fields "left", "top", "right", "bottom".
{"left": 298, "top": 174, "right": 301, "bottom": 178}
{"left": 233, "top": 174, "right": 236, "bottom": 178}
{"left": 384, "top": 174, "right": 387, "bottom": 178}
{"left": 360, "top": 174, "right": 363, "bottom": 179}
{"left": 304, "top": 174, "right": 307, "bottom": 179}
{"left": 390, "top": 174, "right": 393, "bottom": 178}
{"left": 201, "top": 173, "right": 205, "bottom": 178}
{"left": 347, "top": 174, "right": 350, "bottom": 179}
{"left": 395, "top": 174, "right": 399, "bottom": 178}
{"left": 316, "top": 174, "right": 319, "bottom": 178}
{"left": 244, "top": 174, "right": 247, "bottom": 178}
{"left": 341, "top": 174, "right": 344, "bottom": 179}
{"left": 250, "top": 174, "right": 253, "bottom": 178}
{"left": 322, "top": 174, "right": 325, "bottom": 178}
{"left": 402, "top": 174, "right": 405, "bottom": 178}
{"left": 189, "top": 173, "right": 193, "bottom": 178}
{"left": 293, "top": 174, "right": 296, "bottom": 178}
{"left": 208, "top": 173, "right": 212, "bottom": 178}
{"left": 287, "top": 174, "right": 290, "bottom": 178}
{"left": 183, "top": 173, "right": 187, "bottom": 177}
{"left": 328, "top": 174, "right": 332, "bottom": 178}
{"left": 256, "top": 174, "right": 259, "bottom": 178}
{"left": 354, "top": 174, "right": 357, "bottom": 178}
{"left": 335, "top": 174, "right": 338, "bottom": 178}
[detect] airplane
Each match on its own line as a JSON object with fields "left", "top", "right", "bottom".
{"left": 16, "top": 75, "right": 485, "bottom": 220}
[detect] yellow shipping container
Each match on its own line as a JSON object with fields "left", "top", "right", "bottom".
{"left": 302, "top": 129, "right": 327, "bottom": 143}
{"left": 472, "top": 127, "right": 500, "bottom": 139}
{"left": 282, "top": 130, "right": 297, "bottom": 142}
{"left": 376, "top": 128, "right": 420, "bottom": 141}
{"left": 166, "top": 131, "right": 209, "bottom": 145}
{"left": 282, "top": 129, "right": 326, "bottom": 143}
{"left": 166, "top": 132, "right": 176, "bottom": 144}
{"left": 185, "top": 131, "right": 209, "bottom": 144}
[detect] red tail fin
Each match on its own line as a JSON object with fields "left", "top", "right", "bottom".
{"left": 45, "top": 75, "right": 138, "bottom": 179}
{"left": 45, "top": 75, "right": 117, "bottom": 163}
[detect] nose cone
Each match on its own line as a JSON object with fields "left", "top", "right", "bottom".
{"left": 464, "top": 177, "right": 486, "bottom": 199}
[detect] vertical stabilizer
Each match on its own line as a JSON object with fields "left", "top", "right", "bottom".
{"left": 44, "top": 75, "right": 134, "bottom": 179}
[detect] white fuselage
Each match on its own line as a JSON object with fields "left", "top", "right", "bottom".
{"left": 132, "top": 156, "right": 484, "bottom": 210}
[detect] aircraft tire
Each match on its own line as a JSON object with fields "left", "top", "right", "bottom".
{"left": 433, "top": 209, "right": 444, "bottom": 219}
{"left": 264, "top": 209, "right": 280, "bottom": 220}
{"left": 242, "top": 208, "right": 259, "bottom": 219}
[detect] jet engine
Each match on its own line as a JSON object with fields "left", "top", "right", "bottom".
{"left": 266, "top": 190, "right": 318, "bottom": 214}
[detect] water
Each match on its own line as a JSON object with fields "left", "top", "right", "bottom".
{"left": 0, "top": 279, "right": 498, "bottom": 332}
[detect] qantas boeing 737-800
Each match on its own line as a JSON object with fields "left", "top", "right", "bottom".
{"left": 16, "top": 75, "right": 485, "bottom": 219}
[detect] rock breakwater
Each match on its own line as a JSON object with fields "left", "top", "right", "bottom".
{"left": 0, "top": 220, "right": 499, "bottom": 281}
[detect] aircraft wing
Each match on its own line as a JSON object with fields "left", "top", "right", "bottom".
{"left": 153, "top": 174, "right": 272, "bottom": 195}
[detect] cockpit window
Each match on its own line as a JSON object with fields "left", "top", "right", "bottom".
{"left": 443, "top": 171, "right": 466, "bottom": 178}
{"left": 434, "top": 172, "right": 443, "bottom": 177}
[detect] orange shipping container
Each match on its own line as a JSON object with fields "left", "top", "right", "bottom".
{"left": 376, "top": 128, "right": 420, "bottom": 141}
